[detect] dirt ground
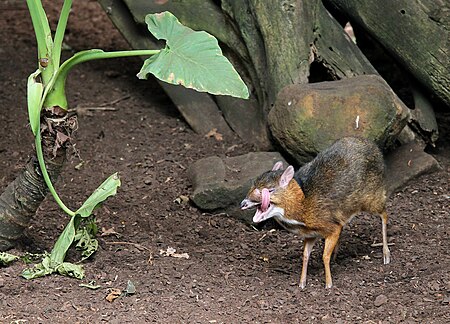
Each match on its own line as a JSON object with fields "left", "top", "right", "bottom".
{"left": 0, "top": 1, "right": 449, "bottom": 323}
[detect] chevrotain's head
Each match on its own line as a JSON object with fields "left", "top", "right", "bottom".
{"left": 240, "top": 161, "right": 295, "bottom": 223}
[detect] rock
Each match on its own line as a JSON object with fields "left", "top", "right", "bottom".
{"left": 188, "top": 152, "right": 287, "bottom": 223}
{"left": 397, "top": 125, "right": 419, "bottom": 145}
{"left": 268, "top": 75, "right": 410, "bottom": 164}
{"left": 374, "top": 294, "right": 388, "bottom": 307}
{"left": 409, "top": 86, "right": 439, "bottom": 144}
{"left": 398, "top": 86, "right": 440, "bottom": 146}
{"left": 143, "top": 176, "right": 153, "bottom": 185}
{"left": 385, "top": 141, "right": 441, "bottom": 195}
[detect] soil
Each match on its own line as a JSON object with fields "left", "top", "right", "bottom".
{"left": 0, "top": 1, "right": 449, "bottom": 323}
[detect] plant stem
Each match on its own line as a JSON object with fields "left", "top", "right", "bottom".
{"left": 44, "top": 49, "right": 160, "bottom": 109}
{"left": 26, "top": 0, "right": 54, "bottom": 84}
{"left": 35, "top": 134, "right": 75, "bottom": 217}
{"left": 60, "top": 49, "right": 160, "bottom": 78}
{"left": 53, "top": 0, "right": 73, "bottom": 69}
{"left": 37, "top": 49, "right": 159, "bottom": 216}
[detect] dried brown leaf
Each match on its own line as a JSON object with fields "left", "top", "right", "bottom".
{"left": 101, "top": 227, "right": 120, "bottom": 237}
{"left": 159, "top": 246, "right": 189, "bottom": 259}
{"left": 205, "top": 128, "right": 223, "bottom": 141}
{"left": 105, "top": 288, "right": 122, "bottom": 303}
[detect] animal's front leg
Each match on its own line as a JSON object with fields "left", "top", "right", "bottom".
{"left": 299, "top": 237, "right": 317, "bottom": 289}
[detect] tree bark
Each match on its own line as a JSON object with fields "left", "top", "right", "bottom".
{"left": 324, "top": 0, "right": 450, "bottom": 107}
{"left": 0, "top": 110, "right": 75, "bottom": 251}
{"left": 0, "top": 156, "right": 63, "bottom": 251}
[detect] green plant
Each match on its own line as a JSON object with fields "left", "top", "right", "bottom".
{"left": 21, "top": 0, "right": 248, "bottom": 279}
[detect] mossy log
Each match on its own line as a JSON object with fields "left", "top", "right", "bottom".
{"left": 324, "top": 0, "right": 450, "bottom": 107}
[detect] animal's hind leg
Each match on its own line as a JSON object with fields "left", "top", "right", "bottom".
{"left": 380, "top": 210, "right": 391, "bottom": 264}
{"left": 323, "top": 225, "right": 342, "bottom": 289}
{"left": 332, "top": 237, "right": 340, "bottom": 261}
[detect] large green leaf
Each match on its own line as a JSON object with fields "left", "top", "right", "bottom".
{"left": 22, "top": 216, "right": 93, "bottom": 279}
{"left": 138, "top": 11, "right": 249, "bottom": 99}
{"left": 27, "top": 69, "right": 43, "bottom": 136}
{"left": 22, "top": 217, "right": 86, "bottom": 279}
{"left": 51, "top": 173, "right": 120, "bottom": 264}
{"left": 22, "top": 173, "right": 120, "bottom": 279}
{"left": 50, "top": 216, "right": 78, "bottom": 264}
{"left": 75, "top": 173, "right": 121, "bottom": 217}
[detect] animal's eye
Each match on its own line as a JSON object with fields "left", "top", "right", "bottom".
{"left": 268, "top": 188, "right": 275, "bottom": 193}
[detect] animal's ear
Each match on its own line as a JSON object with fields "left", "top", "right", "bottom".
{"left": 272, "top": 161, "right": 284, "bottom": 171}
{"left": 279, "top": 165, "right": 294, "bottom": 188}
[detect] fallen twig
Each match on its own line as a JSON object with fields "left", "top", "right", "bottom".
{"left": 370, "top": 242, "right": 395, "bottom": 247}
{"left": 70, "top": 94, "right": 131, "bottom": 112}
{"left": 259, "top": 229, "right": 276, "bottom": 241}
{"left": 105, "top": 241, "right": 150, "bottom": 251}
{"left": 99, "top": 95, "right": 131, "bottom": 107}
{"left": 69, "top": 106, "right": 117, "bottom": 112}
{"left": 269, "top": 267, "right": 291, "bottom": 275}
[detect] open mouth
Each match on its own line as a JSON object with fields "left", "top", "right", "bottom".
{"left": 253, "top": 203, "right": 274, "bottom": 223}
{"left": 241, "top": 188, "right": 273, "bottom": 223}
{"left": 240, "top": 200, "right": 274, "bottom": 223}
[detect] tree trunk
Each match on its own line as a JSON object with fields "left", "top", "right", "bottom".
{"left": 99, "top": 0, "right": 381, "bottom": 148}
{"left": 0, "top": 156, "right": 63, "bottom": 251}
{"left": 0, "top": 109, "right": 75, "bottom": 251}
{"left": 324, "top": 0, "right": 450, "bottom": 107}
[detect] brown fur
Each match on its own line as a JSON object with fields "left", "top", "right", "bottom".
{"left": 244, "top": 137, "right": 391, "bottom": 288}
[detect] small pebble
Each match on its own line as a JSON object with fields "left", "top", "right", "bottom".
{"left": 374, "top": 294, "right": 388, "bottom": 307}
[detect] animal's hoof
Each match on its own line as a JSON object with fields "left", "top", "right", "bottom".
{"left": 383, "top": 250, "right": 391, "bottom": 265}
{"left": 325, "top": 282, "right": 333, "bottom": 289}
{"left": 299, "top": 281, "right": 306, "bottom": 289}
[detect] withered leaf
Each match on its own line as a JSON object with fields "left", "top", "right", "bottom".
{"left": 205, "top": 128, "right": 223, "bottom": 141}
{"left": 105, "top": 288, "right": 122, "bottom": 303}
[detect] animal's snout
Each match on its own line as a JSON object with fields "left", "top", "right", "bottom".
{"left": 240, "top": 198, "right": 260, "bottom": 210}
{"left": 240, "top": 199, "right": 251, "bottom": 210}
